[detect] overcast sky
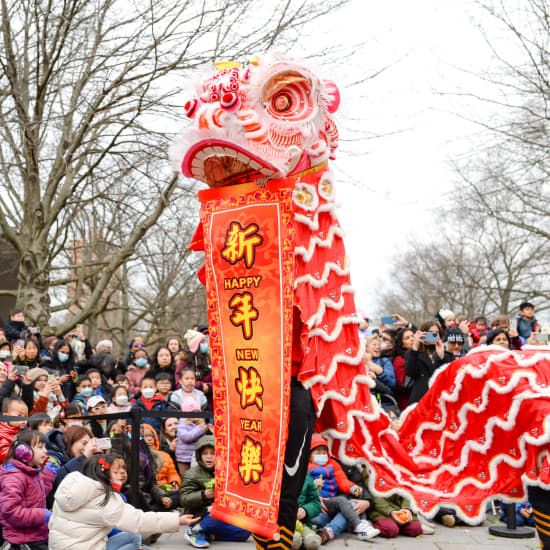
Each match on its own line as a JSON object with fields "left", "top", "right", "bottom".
{"left": 285, "top": 0, "right": 511, "bottom": 317}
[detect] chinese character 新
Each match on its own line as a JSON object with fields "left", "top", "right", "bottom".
{"left": 221, "top": 221, "right": 263, "bottom": 268}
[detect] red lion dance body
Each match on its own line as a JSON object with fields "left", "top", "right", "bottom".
{"left": 171, "top": 54, "right": 550, "bottom": 549}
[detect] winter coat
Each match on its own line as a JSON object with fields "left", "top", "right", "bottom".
{"left": 71, "top": 392, "right": 89, "bottom": 415}
{"left": 169, "top": 388, "right": 208, "bottom": 411}
{"left": 373, "top": 357, "right": 396, "bottom": 390}
{"left": 125, "top": 365, "right": 149, "bottom": 396}
{"left": 392, "top": 354, "right": 410, "bottom": 411}
{"left": 45, "top": 429, "right": 86, "bottom": 501}
{"left": 132, "top": 394, "right": 177, "bottom": 434}
{"left": 404, "top": 349, "right": 453, "bottom": 405}
{"left": 307, "top": 458, "right": 355, "bottom": 498}
{"left": 516, "top": 316, "right": 540, "bottom": 342}
{"left": 142, "top": 424, "right": 181, "bottom": 489}
{"left": 298, "top": 473, "right": 322, "bottom": 526}
{"left": 0, "top": 421, "right": 21, "bottom": 463}
{"left": 180, "top": 434, "right": 215, "bottom": 517}
{"left": 49, "top": 471, "right": 180, "bottom": 550}
{"left": 30, "top": 391, "right": 66, "bottom": 417}
{"left": 176, "top": 419, "right": 208, "bottom": 464}
{"left": 5, "top": 320, "right": 28, "bottom": 343}
{"left": 369, "top": 493, "right": 417, "bottom": 523}
{"left": 40, "top": 340, "right": 78, "bottom": 400}
{"left": 0, "top": 459, "right": 56, "bottom": 544}
{"left": 45, "top": 429, "right": 70, "bottom": 467}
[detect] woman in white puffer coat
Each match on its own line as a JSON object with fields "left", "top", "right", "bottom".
{"left": 49, "top": 453, "right": 197, "bottom": 550}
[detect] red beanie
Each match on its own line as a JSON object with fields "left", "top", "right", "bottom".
{"left": 310, "top": 434, "right": 329, "bottom": 451}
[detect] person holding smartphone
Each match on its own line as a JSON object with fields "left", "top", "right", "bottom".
{"left": 404, "top": 321, "right": 453, "bottom": 406}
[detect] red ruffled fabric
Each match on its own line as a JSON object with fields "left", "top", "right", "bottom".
{"left": 292, "top": 166, "right": 550, "bottom": 523}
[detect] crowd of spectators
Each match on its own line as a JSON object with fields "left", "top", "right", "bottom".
{"left": 0, "top": 300, "right": 544, "bottom": 549}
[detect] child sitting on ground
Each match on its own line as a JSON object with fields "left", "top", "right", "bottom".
{"left": 292, "top": 472, "right": 322, "bottom": 550}
{"left": 142, "top": 423, "right": 181, "bottom": 511}
{"left": 180, "top": 434, "right": 250, "bottom": 548}
{"left": 307, "top": 435, "right": 380, "bottom": 544}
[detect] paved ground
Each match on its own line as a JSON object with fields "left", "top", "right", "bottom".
{"left": 154, "top": 515, "right": 542, "bottom": 549}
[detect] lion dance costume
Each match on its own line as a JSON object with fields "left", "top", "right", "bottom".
{"left": 170, "top": 54, "right": 550, "bottom": 549}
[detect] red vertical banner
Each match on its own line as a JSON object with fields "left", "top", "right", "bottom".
{"left": 198, "top": 181, "right": 295, "bottom": 538}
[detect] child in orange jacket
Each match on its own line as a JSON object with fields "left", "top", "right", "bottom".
{"left": 142, "top": 423, "right": 181, "bottom": 510}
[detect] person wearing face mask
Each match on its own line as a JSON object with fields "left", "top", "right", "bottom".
{"left": 132, "top": 376, "right": 177, "bottom": 434}
{"left": 307, "top": 435, "right": 380, "bottom": 544}
{"left": 71, "top": 375, "right": 94, "bottom": 415}
{"left": 125, "top": 348, "right": 150, "bottom": 397}
{"left": 87, "top": 395, "right": 109, "bottom": 438}
{"left": 40, "top": 339, "right": 78, "bottom": 401}
{"left": 0, "top": 340, "right": 12, "bottom": 365}
{"left": 0, "top": 341, "right": 26, "bottom": 409}
{"left": 107, "top": 385, "right": 132, "bottom": 413}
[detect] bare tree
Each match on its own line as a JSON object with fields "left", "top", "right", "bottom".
{"left": 378, "top": 189, "right": 550, "bottom": 323}
{"left": 0, "top": 0, "right": 349, "bottom": 334}
{"left": 453, "top": 0, "right": 550, "bottom": 240}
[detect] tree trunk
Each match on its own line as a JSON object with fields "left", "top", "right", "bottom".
{"left": 17, "top": 245, "right": 51, "bottom": 329}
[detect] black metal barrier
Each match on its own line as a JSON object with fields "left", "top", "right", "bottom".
{"left": 0, "top": 409, "right": 211, "bottom": 507}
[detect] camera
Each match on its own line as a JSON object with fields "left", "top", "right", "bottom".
{"left": 420, "top": 332, "right": 439, "bottom": 344}
{"left": 380, "top": 316, "right": 396, "bottom": 326}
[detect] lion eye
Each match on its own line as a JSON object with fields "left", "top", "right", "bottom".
{"left": 273, "top": 92, "right": 291, "bottom": 112}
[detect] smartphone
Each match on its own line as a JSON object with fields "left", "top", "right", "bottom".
{"left": 380, "top": 316, "right": 396, "bottom": 326}
{"left": 15, "top": 339, "right": 25, "bottom": 348}
{"left": 13, "top": 364, "right": 28, "bottom": 376}
{"left": 420, "top": 331, "right": 439, "bottom": 344}
{"left": 535, "top": 333, "right": 549, "bottom": 344}
{"left": 95, "top": 437, "right": 112, "bottom": 451}
{"left": 48, "top": 373, "right": 56, "bottom": 382}
{"left": 29, "top": 326, "right": 40, "bottom": 335}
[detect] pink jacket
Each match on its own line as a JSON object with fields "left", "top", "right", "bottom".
{"left": 0, "top": 459, "right": 56, "bottom": 543}
{"left": 126, "top": 366, "right": 148, "bottom": 396}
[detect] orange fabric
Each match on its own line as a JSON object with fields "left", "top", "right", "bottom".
{"left": 0, "top": 422, "right": 21, "bottom": 463}
{"left": 31, "top": 395, "right": 49, "bottom": 414}
{"left": 142, "top": 423, "right": 181, "bottom": 488}
{"left": 331, "top": 458, "right": 354, "bottom": 494}
{"left": 156, "top": 450, "right": 181, "bottom": 488}
{"left": 199, "top": 182, "right": 295, "bottom": 539}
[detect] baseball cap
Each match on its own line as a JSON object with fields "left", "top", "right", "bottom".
{"left": 87, "top": 395, "right": 106, "bottom": 409}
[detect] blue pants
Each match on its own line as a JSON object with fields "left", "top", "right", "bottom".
{"left": 310, "top": 511, "right": 348, "bottom": 536}
{"left": 106, "top": 531, "right": 142, "bottom": 550}
{"left": 200, "top": 513, "right": 250, "bottom": 542}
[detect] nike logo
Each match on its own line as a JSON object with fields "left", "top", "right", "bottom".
{"left": 284, "top": 428, "right": 309, "bottom": 477}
